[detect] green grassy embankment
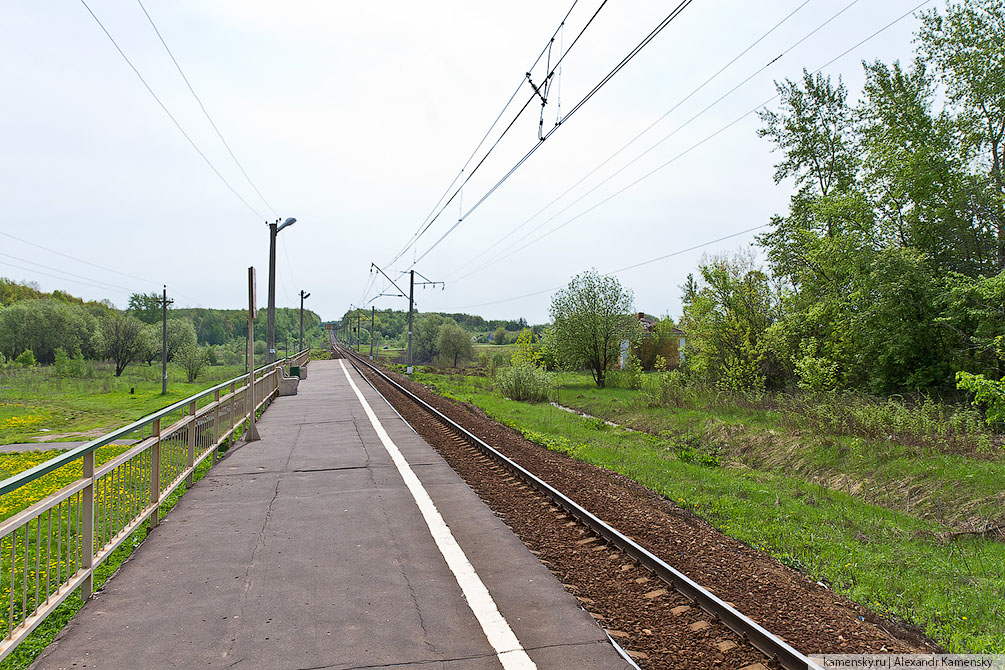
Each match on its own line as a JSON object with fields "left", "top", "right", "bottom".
{"left": 413, "top": 370, "right": 1005, "bottom": 654}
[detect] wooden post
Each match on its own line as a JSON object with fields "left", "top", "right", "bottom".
{"left": 81, "top": 450, "right": 95, "bottom": 599}
{"left": 150, "top": 418, "right": 161, "bottom": 528}
{"left": 212, "top": 389, "right": 221, "bottom": 465}
{"left": 247, "top": 267, "right": 261, "bottom": 442}
{"left": 186, "top": 400, "right": 196, "bottom": 487}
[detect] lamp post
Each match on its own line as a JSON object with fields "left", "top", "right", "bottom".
{"left": 267, "top": 217, "right": 296, "bottom": 363}
{"left": 299, "top": 290, "right": 311, "bottom": 352}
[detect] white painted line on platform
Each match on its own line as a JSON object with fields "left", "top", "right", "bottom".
{"left": 338, "top": 360, "right": 537, "bottom": 670}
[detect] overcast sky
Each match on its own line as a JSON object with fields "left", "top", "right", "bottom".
{"left": 1, "top": 0, "right": 937, "bottom": 324}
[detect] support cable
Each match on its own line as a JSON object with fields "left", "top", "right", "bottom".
{"left": 135, "top": 0, "right": 278, "bottom": 216}
{"left": 405, "top": 0, "right": 695, "bottom": 271}
{"left": 444, "top": 0, "right": 816, "bottom": 280}
{"left": 383, "top": 0, "right": 611, "bottom": 272}
{"left": 78, "top": 0, "right": 265, "bottom": 219}
{"left": 452, "top": 0, "right": 928, "bottom": 282}
{"left": 383, "top": 0, "right": 587, "bottom": 270}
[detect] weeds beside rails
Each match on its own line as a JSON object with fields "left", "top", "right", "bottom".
{"left": 777, "top": 391, "right": 995, "bottom": 456}
{"left": 637, "top": 371, "right": 998, "bottom": 456}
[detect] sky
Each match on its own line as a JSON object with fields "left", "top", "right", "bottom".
{"left": 0, "top": 0, "right": 941, "bottom": 324}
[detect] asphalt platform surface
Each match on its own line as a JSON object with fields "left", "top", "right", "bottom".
{"left": 32, "top": 359, "right": 631, "bottom": 670}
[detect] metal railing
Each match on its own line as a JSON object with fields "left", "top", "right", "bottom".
{"left": 0, "top": 349, "right": 311, "bottom": 660}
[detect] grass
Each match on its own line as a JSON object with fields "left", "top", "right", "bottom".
{"left": 0, "top": 398, "right": 262, "bottom": 669}
{"left": 0, "top": 453, "right": 216, "bottom": 670}
{"left": 413, "top": 370, "right": 1005, "bottom": 653}
{"left": 0, "top": 362, "right": 248, "bottom": 445}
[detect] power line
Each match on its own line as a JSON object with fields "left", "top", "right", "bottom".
{"left": 452, "top": 0, "right": 925, "bottom": 282}
{"left": 384, "top": 0, "right": 586, "bottom": 271}
{"left": 405, "top": 0, "right": 696, "bottom": 271}
{"left": 452, "top": 0, "right": 934, "bottom": 312}
{"left": 0, "top": 231, "right": 157, "bottom": 287}
{"left": 135, "top": 0, "right": 278, "bottom": 217}
{"left": 444, "top": 0, "right": 816, "bottom": 281}
{"left": 381, "top": 0, "right": 613, "bottom": 276}
{"left": 0, "top": 251, "right": 135, "bottom": 293}
{"left": 78, "top": 0, "right": 265, "bottom": 219}
{"left": 457, "top": 224, "right": 769, "bottom": 310}
{"left": 0, "top": 259, "right": 135, "bottom": 298}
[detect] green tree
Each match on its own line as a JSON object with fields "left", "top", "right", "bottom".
{"left": 919, "top": 0, "right": 1005, "bottom": 270}
{"left": 127, "top": 292, "right": 163, "bottom": 325}
{"left": 549, "top": 269, "right": 636, "bottom": 388}
{"left": 437, "top": 323, "right": 474, "bottom": 367}
{"left": 680, "top": 253, "right": 781, "bottom": 391}
{"left": 492, "top": 326, "right": 508, "bottom": 345}
{"left": 177, "top": 343, "right": 208, "bottom": 382}
{"left": 101, "top": 314, "right": 150, "bottom": 376}
{"left": 165, "top": 318, "right": 197, "bottom": 362}
{"left": 412, "top": 314, "right": 448, "bottom": 363}
{"left": 0, "top": 299, "right": 100, "bottom": 363}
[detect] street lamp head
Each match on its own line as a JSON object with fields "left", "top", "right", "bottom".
{"left": 277, "top": 217, "right": 296, "bottom": 232}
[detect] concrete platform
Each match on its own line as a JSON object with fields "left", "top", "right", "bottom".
{"left": 32, "top": 360, "right": 631, "bottom": 670}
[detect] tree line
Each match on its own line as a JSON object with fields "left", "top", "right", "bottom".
{"left": 0, "top": 282, "right": 325, "bottom": 379}
{"left": 681, "top": 0, "right": 1005, "bottom": 394}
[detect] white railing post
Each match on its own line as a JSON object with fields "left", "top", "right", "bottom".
{"left": 150, "top": 419, "right": 161, "bottom": 529}
{"left": 186, "top": 400, "right": 196, "bottom": 487}
{"left": 81, "top": 451, "right": 95, "bottom": 599}
{"left": 212, "top": 389, "right": 221, "bottom": 465}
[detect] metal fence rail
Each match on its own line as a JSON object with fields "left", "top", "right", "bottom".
{"left": 0, "top": 349, "right": 311, "bottom": 660}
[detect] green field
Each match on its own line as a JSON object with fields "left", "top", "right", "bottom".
{"left": 0, "top": 361, "right": 248, "bottom": 445}
{"left": 413, "top": 369, "right": 1005, "bottom": 654}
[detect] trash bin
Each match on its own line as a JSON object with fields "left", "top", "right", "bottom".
{"left": 290, "top": 366, "right": 300, "bottom": 378}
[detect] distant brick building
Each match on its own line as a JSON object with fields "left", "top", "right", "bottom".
{"left": 620, "top": 313, "right": 685, "bottom": 369}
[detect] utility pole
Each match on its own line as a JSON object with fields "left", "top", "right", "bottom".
{"left": 160, "top": 285, "right": 173, "bottom": 396}
{"left": 266, "top": 217, "right": 296, "bottom": 363}
{"left": 299, "top": 290, "right": 311, "bottom": 352}
{"left": 370, "top": 306, "right": 375, "bottom": 360}
{"left": 356, "top": 310, "right": 361, "bottom": 354}
{"left": 406, "top": 270, "right": 444, "bottom": 374}
{"left": 407, "top": 271, "right": 414, "bottom": 374}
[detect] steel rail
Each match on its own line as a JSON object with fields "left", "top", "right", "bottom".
{"left": 342, "top": 347, "right": 810, "bottom": 670}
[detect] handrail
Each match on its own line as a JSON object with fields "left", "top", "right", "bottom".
{"left": 0, "top": 349, "right": 310, "bottom": 496}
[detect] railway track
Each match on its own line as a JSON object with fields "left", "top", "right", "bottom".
{"left": 339, "top": 346, "right": 811, "bottom": 670}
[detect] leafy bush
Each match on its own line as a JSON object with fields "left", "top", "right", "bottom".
{"left": 15, "top": 349, "right": 36, "bottom": 368}
{"left": 496, "top": 362, "right": 553, "bottom": 402}
{"left": 510, "top": 329, "right": 540, "bottom": 366}
{"left": 489, "top": 352, "right": 507, "bottom": 375}
{"left": 53, "top": 348, "right": 90, "bottom": 377}
{"left": 178, "top": 344, "right": 207, "bottom": 383}
{"left": 794, "top": 337, "right": 839, "bottom": 392}
{"left": 607, "top": 353, "right": 643, "bottom": 390}
{"left": 956, "top": 336, "right": 1005, "bottom": 427}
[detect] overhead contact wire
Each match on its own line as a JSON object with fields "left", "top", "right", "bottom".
{"left": 407, "top": 0, "right": 694, "bottom": 270}
{"left": 445, "top": 0, "right": 815, "bottom": 280}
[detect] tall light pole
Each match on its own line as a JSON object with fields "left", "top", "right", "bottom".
{"left": 299, "top": 290, "right": 311, "bottom": 352}
{"left": 266, "top": 217, "right": 296, "bottom": 363}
